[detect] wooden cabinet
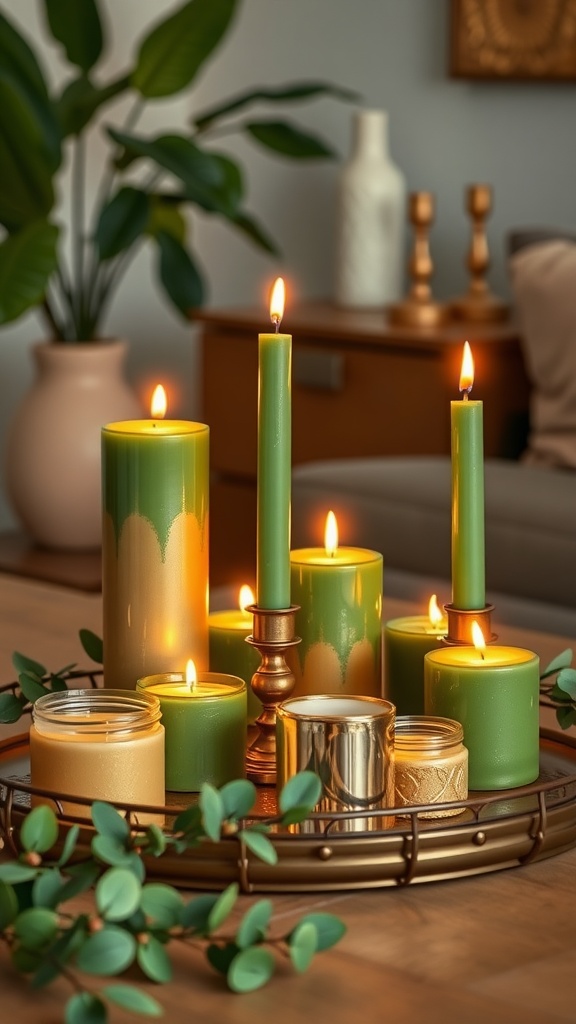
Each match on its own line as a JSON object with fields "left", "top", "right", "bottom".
{"left": 196, "top": 303, "right": 530, "bottom": 585}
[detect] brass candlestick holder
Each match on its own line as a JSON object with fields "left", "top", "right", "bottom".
{"left": 245, "top": 604, "right": 301, "bottom": 785}
{"left": 450, "top": 184, "right": 509, "bottom": 323}
{"left": 388, "top": 191, "right": 449, "bottom": 328}
{"left": 442, "top": 603, "right": 497, "bottom": 646}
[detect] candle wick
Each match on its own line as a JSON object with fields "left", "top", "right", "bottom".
{"left": 479, "top": 650, "right": 485, "bottom": 661}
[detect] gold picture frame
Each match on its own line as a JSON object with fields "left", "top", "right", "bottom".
{"left": 450, "top": 0, "right": 576, "bottom": 81}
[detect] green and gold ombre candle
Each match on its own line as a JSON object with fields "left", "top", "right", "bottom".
{"left": 102, "top": 385, "right": 209, "bottom": 689}
{"left": 290, "top": 511, "right": 383, "bottom": 698}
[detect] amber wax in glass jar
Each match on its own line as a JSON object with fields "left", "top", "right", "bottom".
{"left": 393, "top": 716, "right": 468, "bottom": 819}
{"left": 30, "top": 689, "right": 165, "bottom": 823}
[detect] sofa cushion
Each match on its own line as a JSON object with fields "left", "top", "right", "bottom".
{"left": 509, "top": 239, "right": 576, "bottom": 469}
{"left": 291, "top": 456, "right": 576, "bottom": 613}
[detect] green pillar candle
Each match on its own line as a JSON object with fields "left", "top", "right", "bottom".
{"left": 208, "top": 587, "right": 261, "bottom": 723}
{"left": 102, "top": 404, "right": 209, "bottom": 689}
{"left": 451, "top": 341, "right": 485, "bottom": 610}
{"left": 290, "top": 518, "right": 383, "bottom": 697}
{"left": 384, "top": 596, "right": 447, "bottom": 715}
{"left": 424, "top": 645, "right": 540, "bottom": 790}
{"left": 137, "top": 671, "right": 246, "bottom": 792}
{"left": 257, "top": 278, "right": 292, "bottom": 610}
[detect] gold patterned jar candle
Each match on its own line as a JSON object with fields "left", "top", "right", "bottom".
{"left": 30, "top": 689, "right": 165, "bottom": 823}
{"left": 393, "top": 716, "right": 468, "bottom": 819}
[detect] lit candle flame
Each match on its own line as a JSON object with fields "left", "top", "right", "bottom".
{"left": 459, "top": 341, "right": 474, "bottom": 398}
{"left": 428, "top": 594, "right": 444, "bottom": 627}
{"left": 151, "top": 384, "right": 167, "bottom": 419}
{"left": 324, "top": 510, "right": 338, "bottom": 556}
{"left": 471, "top": 620, "right": 486, "bottom": 659}
{"left": 239, "top": 584, "right": 255, "bottom": 614}
{"left": 185, "top": 658, "right": 196, "bottom": 692}
{"left": 269, "top": 277, "right": 285, "bottom": 330}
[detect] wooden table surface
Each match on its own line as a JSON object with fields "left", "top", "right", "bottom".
{"left": 0, "top": 573, "right": 574, "bottom": 1023}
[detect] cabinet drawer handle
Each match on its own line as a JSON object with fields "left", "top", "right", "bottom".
{"left": 293, "top": 349, "right": 345, "bottom": 392}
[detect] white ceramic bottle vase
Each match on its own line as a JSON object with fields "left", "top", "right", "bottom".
{"left": 335, "top": 109, "right": 406, "bottom": 308}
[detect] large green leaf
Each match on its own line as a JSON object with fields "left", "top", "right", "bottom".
{"left": 0, "top": 221, "right": 58, "bottom": 325}
{"left": 228, "top": 210, "right": 278, "bottom": 255}
{"left": 56, "top": 72, "right": 131, "bottom": 137}
{"left": 95, "top": 186, "right": 150, "bottom": 260}
{"left": 43, "top": 0, "right": 104, "bottom": 73}
{"left": 245, "top": 119, "right": 335, "bottom": 159}
{"left": 0, "top": 77, "right": 57, "bottom": 228}
{"left": 156, "top": 231, "right": 205, "bottom": 317}
{"left": 132, "top": 0, "right": 238, "bottom": 98}
{"left": 195, "top": 80, "right": 360, "bottom": 131}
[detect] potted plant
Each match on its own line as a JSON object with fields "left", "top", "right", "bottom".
{"left": 0, "top": 0, "right": 354, "bottom": 549}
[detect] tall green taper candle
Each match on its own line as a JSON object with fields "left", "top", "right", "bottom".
{"left": 257, "top": 277, "right": 292, "bottom": 609}
{"left": 102, "top": 387, "right": 209, "bottom": 688}
{"left": 424, "top": 643, "right": 540, "bottom": 790}
{"left": 451, "top": 341, "right": 485, "bottom": 610}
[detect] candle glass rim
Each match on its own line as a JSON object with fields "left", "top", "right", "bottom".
{"left": 32, "top": 688, "right": 163, "bottom": 735}
{"left": 137, "top": 672, "right": 246, "bottom": 698}
{"left": 278, "top": 693, "right": 395, "bottom": 722}
{"left": 394, "top": 715, "right": 464, "bottom": 752}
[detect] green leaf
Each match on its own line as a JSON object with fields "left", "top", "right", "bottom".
{"left": 0, "top": 863, "right": 38, "bottom": 884}
{"left": 541, "top": 648, "right": 573, "bottom": 679}
{"left": 156, "top": 231, "right": 205, "bottom": 316}
{"left": 173, "top": 803, "right": 203, "bottom": 836}
{"left": 32, "top": 868, "right": 64, "bottom": 909}
{"left": 207, "top": 883, "right": 238, "bottom": 932}
{"left": 136, "top": 933, "right": 172, "bottom": 983}
{"left": 133, "top": 0, "right": 238, "bottom": 99}
{"left": 245, "top": 120, "right": 335, "bottom": 159}
{"left": 291, "top": 912, "right": 346, "bottom": 952}
{"left": 57, "top": 824, "right": 80, "bottom": 867}
{"left": 49, "top": 672, "right": 69, "bottom": 693}
{"left": 91, "top": 801, "right": 130, "bottom": 843}
{"left": 144, "top": 823, "right": 167, "bottom": 858}
{"left": 206, "top": 941, "right": 239, "bottom": 975}
{"left": 0, "top": 879, "right": 18, "bottom": 928}
{"left": 147, "top": 198, "right": 186, "bottom": 245}
{"left": 57, "top": 72, "right": 130, "bottom": 137}
{"left": 288, "top": 920, "right": 317, "bottom": 972}
{"left": 65, "top": 992, "right": 107, "bottom": 1024}
{"left": 181, "top": 893, "right": 219, "bottom": 933}
{"left": 18, "top": 670, "right": 49, "bottom": 705}
{"left": 95, "top": 186, "right": 150, "bottom": 261}
{"left": 227, "top": 946, "right": 275, "bottom": 993}
{"left": 79, "top": 629, "right": 103, "bottom": 665}
{"left": 229, "top": 210, "right": 278, "bottom": 255}
{"left": 220, "top": 779, "right": 257, "bottom": 820}
{"left": 200, "top": 784, "right": 225, "bottom": 842}
{"left": 195, "top": 81, "right": 359, "bottom": 131}
{"left": 0, "top": 220, "right": 58, "bottom": 325}
{"left": 0, "top": 692, "right": 25, "bottom": 723}
{"left": 103, "top": 984, "right": 163, "bottom": 1017}
{"left": 14, "top": 906, "right": 59, "bottom": 949}
{"left": 91, "top": 834, "right": 132, "bottom": 867}
{"left": 11, "top": 945, "right": 42, "bottom": 974}
{"left": 556, "top": 668, "right": 576, "bottom": 699}
{"left": 31, "top": 918, "right": 86, "bottom": 988}
{"left": 44, "top": 0, "right": 104, "bottom": 74}
{"left": 12, "top": 651, "right": 47, "bottom": 677}
{"left": 279, "top": 771, "right": 321, "bottom": 818}
{"left": 21, "top": 804, "right": 59, "bottom": 854}
{"left": 239, "top": 829, "right": 277, "bottom": 866}
{"left": 75, "top": 924, "right": 136, "bottom": 975}
{"left": 557, "top": 705, "right": 576, "bottom": 730}
{"left": 140, "top": 883, "right": 183, "bottom": 929}
{"left": 96, "top": 868, "right": 141, "bottom": 922}
{"left": 236, "top": 899, "right": 272, "bottom": 949}
{"left": 57, "top": 862, "right": 100, "bottom": 903}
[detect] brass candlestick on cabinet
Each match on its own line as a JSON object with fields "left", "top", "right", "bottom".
{"left": 245, "top": 604, "right": 301, "bottom": 785}
{"left": 388, "top": 191, "right": 449, "bottom": 328}
{"left": 450, "top": 184, "right": 508, "bottom": 322}
{"left": 442, "top": 603, "right": 497, "bottom": 646}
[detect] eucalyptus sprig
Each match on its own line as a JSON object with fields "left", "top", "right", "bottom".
{"left": 0, "top": 774, "right": 345, "bottom": 1022}
{"left": 539, "top": 648, "right": 576, "bottom": 729}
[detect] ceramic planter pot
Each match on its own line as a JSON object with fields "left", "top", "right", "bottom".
{"left": 5, "top": 340, "right": 142, "bottom": 550}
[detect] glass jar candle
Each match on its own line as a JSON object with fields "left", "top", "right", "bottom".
{"left": 29, "top": 689, "right": 165, "bottom": 822}
{"left": 393, "top": 716, "right": 468, "bottom": 819}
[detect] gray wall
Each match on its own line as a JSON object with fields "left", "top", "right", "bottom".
{"left": 1, "top": 0, "right": 574, "bottom": 531}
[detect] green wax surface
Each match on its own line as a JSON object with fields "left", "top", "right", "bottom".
{"left": 384, "top": 616, "right": 446, "bottom": 715}
{"left": 257, "top": 333, "right": 291, "bottom": 609}
{"left": 103, "top": 420, "right": 209, "bottom": 556}
{"left": 290, "top": 547, "right": 383, "bottom": 697}
{"left": 137, "top": 673, "right": 246, "bottom": 792}
{"left": 424, "top": 646, "right": 540, "bottom": 790}
{"left": 451, "top": 400, "right": 485, "bottom": 610}
{"left": 208, "top": 611, "right": 261, "bottom": 723}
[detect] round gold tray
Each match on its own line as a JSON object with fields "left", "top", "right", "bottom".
{"left": 1, "top": 679, "right": 576, "bottom": 891}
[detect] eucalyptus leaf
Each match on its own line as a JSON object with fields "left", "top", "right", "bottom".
{"left": 144, "top": 823, "right": 167, "bottom": 857}
{"left": 21, "top": 804, "right": 59, "bottom": 854}
{"left": 32, "top": 868, "right": 65, "bottom": 909}
{"left": 220, "top": 778, "right": 257, "bottom": 820}
{"left": 207, "top": 883, "right": 239, "bottom": 932}
{"left": 236, "top": 899, "right": 272, "bottom": 949}
{"left": 173, "top": 803, "right": 203, "bottom": 836}
{"left": 79, "top": 629, "right": 103, "bottom": 665}
{"left": 11, "top": 944, "right": 43, "bottom": 974}
{"left": 181, "top": 893, "right": 219, "bottom": 933}
{"left": 44, "top": 0, "right": 104, "bottom": 74}
{"left": 290, "top": 912, "right": 346, "bottom": 951}
{"left": 91, "top": 834, "right": 133, "bottom": 868}
{"left": 245, "top": 120, "right": 335, "bottom": 159}
{"left": 139, "top": 882, "right": 183, "bottom": 929}
{"left": 18, "top": 671, "right": 49, "bottom": 705}
{"left": 200, "top": 783, "right": 225, "bottom": 842}
{"left": 0, "top": 879, "right": 18, "bottom": 928}
{"left": 103, "top": 984, "right": 163, "bottom": 1017}
{"left": 556, "top": 705, "right": 576, "bottom": 730}
{"left": 0, "top": 692, "right": 26, "bottom": 723}
{"left": 57, "top": 824, "right": 80, "bottom": 867}
{"left": 64, "top": 991, "right": 107, "bottom": 1024}
{"left": 91, "top": 801, "right": 130, "bottom": 843}
{"left": 136, "top": 933, "right": 172, "bottom": 983}
{"left": 12, "top": 651, "right": 47, "bottom": 677}
{"left": 206, "top": 941, "right": 239, "bottom": 975}
{"left": 288, "top": 920, "right": 317, "bottom": 972}
{"left": 75, "top": 924, "right": 137, "bottom": 975}
{"left": 57, "top": 862, "right": 100, "bottom": 903}
{"left": 279, "top": 771, "right": 321, "bottom": 817}
{"left": 239, "top": 829, "right": 278, "bottom": 866}
{"left": 540, "top": 648, "right": 573, "bottom": 679}
{"left": 96, "top": 867, "right": 141, "bottom": 921}
{"left": 556, "top": 667, "right": 576, "bottom": 699}
{"left": 0, "top": 862, "right": 39, "bottom": 884}
{"left": 49, "top": 672, "right": 69, "bottom": 692}
{"left": 227, "top": 946, "right": 275, "bottom": 993}
{"left": 14, "top": 906, "right": 59, "bottom": 949}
